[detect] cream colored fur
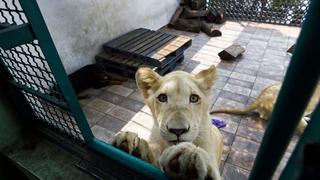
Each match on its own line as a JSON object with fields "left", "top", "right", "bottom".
{"left": 211, "top": 83, "right": 320, "bottom": 134}
{"left": 112, "top": 65, "right": 223, "bottom": 180}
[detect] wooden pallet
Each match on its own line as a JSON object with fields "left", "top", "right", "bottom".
{"left": 96, "top": 51, "right": 184, "bottom": 79}
{"left": 103, "top": 28, "right": 191, "bottom": 68}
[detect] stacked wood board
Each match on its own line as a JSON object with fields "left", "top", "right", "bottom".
{"left": 95, "top": 28, "right": 191, "bottom": 79}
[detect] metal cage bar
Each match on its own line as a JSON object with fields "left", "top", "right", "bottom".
{"left": 249, "top": 0, "right": 320, "bottom": 179}
{"left": 18, "top": 0, "right": 93, "bottom": 141}
{"left": 280, "top": 103, "right": 320, "bottom": 179}
{"left": 208, "top": 0, "right": 310, "bottom": 26}
{"left": 0, "top": 0, "right": 89, "bottom": 143}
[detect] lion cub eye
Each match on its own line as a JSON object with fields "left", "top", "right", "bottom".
{"left": 157, "top": 94, "right": 168, "bottom": 103}
{"left": 190, "top": 94, "right": 200, "bottom": 103}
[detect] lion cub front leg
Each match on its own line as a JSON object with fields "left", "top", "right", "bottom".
{"left": 111, "top": 131, "right": 156, "bottom": 165}
{"left": 159, "top": 142, "right": 221, "bottom": 180}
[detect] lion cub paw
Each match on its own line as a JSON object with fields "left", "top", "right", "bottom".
{"left": 159, "top": 142, "right": 221, "bottom": 180}
{"left": 111, "top": 131, "right": 154, "bottom": 164}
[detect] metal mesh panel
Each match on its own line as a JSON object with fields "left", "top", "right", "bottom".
{"left": 0, "top": 0, "right": 27, "bottom": 24}
{"left": 22, "top": 91, "right": 83, "bottom": 141}
{"left": 0, "top": 0, "right": 85, "bottom": 142}
{"left": 208, "top": 0, "right": 310, "bottom": 26}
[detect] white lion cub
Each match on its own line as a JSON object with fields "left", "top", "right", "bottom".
{"left": 112, "top": 65, "right": 223, "bottom": 180}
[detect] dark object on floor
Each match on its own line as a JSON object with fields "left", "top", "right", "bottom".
{"left": 169, "top": 6, "right": 184, "bottom": 26}
{"left": 205, "top": 9, "right": 226, "bottom": 24}
{"left": 174, "top": 18, "right": 201, "bottom": 33}
{"left": 218, "top": 44, "right": 246, "bottom": 60}
{"left": 201, "top": 21, "right": 222, "bottom": 37}
{"left": 68, "top": 64, "right": 126, "bottom": 95}
{"left": 189, "top": 0, "right": 206, "bottom": 10}
{"left": 180, "top": 6, "right": 208, "bottom": 19}
{"left": 211, "top": 118, "right": 226, "bottom": 128}
{"left": 287, "top": 44, "right": 296, "bottom": 54}
{"left": 50, "top": 64, "right": 126, "bottom": 100}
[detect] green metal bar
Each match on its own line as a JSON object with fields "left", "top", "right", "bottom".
{"left": 249, "top": 0, "right": 320, "bottom": 179}
{"left": 89, "top": 138, "right": 168, "bottom": 180}
{"left": 0, "top": 23, "right": 11, "bottom": 30}
{"left": 18, "top": 0, "right": 93, "bottom": 141}
{"left": 0, "top": 23, "right": 34, "bottom": 50}
{"left": 280, "top": 103, "right": 320, "bottom": 179}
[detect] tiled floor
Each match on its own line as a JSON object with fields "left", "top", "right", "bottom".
{"left": 79, "top": 21, "right": 301, "bottom": 180}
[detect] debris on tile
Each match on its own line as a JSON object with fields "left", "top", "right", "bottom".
{"left": 218, "top": 44, "right": 246, "bottom": 60}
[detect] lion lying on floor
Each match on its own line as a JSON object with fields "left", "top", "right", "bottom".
{"left": 111, "top": 65, "right": 224, "bottom": 180}
{"left": 211, "top": 83, "right": 320, "bottom": 134}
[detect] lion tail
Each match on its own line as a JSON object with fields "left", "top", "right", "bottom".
{"left": 210, "top": 101, "right": 258, "bottom": 115}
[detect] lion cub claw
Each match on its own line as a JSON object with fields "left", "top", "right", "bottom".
{"left": 159, "top": 142, "right": 221, "bottom": 180}
{"left": 111, "top": 131, "right": 155, "bottom": 164}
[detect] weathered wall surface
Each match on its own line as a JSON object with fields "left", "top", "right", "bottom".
{"left": 37, "top": 0, "right": 179, "bottom": 74}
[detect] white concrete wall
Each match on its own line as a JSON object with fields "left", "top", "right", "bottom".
{"left": 37, "top": 0, "right": 179, "bottom": 74}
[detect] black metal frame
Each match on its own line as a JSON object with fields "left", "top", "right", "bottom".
{"left": 208, "top": 0, "right": 310, "bottom": 26}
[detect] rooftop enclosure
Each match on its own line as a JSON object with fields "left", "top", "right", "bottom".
{"left": 1, "top": 0, "right": 319, "bottom": 179}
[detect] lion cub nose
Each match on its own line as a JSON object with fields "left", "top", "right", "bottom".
{"left": 168, "top": 128, "right": 189, "bottom": 136}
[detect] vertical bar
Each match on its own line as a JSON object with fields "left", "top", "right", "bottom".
{"left": 18, "top": 0, "right": 93, "bottom": 141}
{"left": 280, "top": 103, "right": 320, "bottom": 179}
{"left": 249, "top": 0, "right": 320, "bottom": 179}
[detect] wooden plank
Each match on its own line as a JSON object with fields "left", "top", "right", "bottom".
{"left": 201, "top": 21, "right": 222, "bottom": 37}
{"left": 169, "top": 6, "right": 184, "bottom": 26}
{"left": 127, "top": 32, "right": 165, "bottom": 53}
{"left": 105, "top": 28, "right": 149, "bottom": 47}
{"left": 101, "top": 29, "right": 191, "bottom": 68}
{"left": 132, "top": 62, "right": 141, "bottom": 68}
{"left": 155, "top": 49, "right": 172, "bottom": 56}
{"left": 180, "top": 6, "right": 208, "bottom": 18}
{"left": 173, "top": 18, "right": 201, "bottom": 33}
{"left": 118, "top": 31, "right": 155, "bottom": 49}
{"left": 117, "top": 31, "right": 154, "bottom": 50}
{"left": 151, "top": 36, "right": 191, "bottom": 58}
{"left": 122, "top": 58, "right": 131, "bottom": 64}
{"left": 158, "top": 41, "right": 191, "bottom": 63}
{"left": 190, "top": 0, "right": 206, "bottom": 10}
{"left": 287, "top": 44, "right": 295, "bottom": 54}
{"left": 141, "top": 34, "right": 176, "bottom": 58}
{"left": 96, "top": 53, "right": 184, "bottom": 79}
{"left": 155, "top": 54, "right": 184, "bottom": 75}
{"left": 133, "top": 33, "right": 171, "bottom": 55}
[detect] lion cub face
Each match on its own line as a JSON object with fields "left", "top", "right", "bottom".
{"left": 136, "top": 66, "right": 216, "bottom": 144}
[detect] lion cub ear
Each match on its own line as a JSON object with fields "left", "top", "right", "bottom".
{"left": 195, "top": 65, "right": 216, "bottom": 93}
{"left": 136, "top": 67, "right": 161, "bottom": 99}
